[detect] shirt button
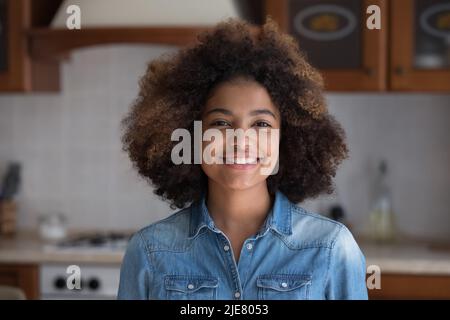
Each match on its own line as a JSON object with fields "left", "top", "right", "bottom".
{"left": 223, "top": 245, "right": 230, "bottom": 251}
{"left": 187, "top": 284, "right": 195, "bottom": 290}
{"left": 281, "top": 282, "right": 288, "bottom": 288}
{"left": 246, "top": 243, "right": 253, "bottom": 250}
{"left": 234, "top": 291, "right": 241, "bottom": 299}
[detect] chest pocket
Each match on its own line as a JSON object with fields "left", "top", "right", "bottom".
{"left": 164, "top": 275, "right": 219, "bottom": 300}
{"left": 256, "top": 274, "right": 311, "bottom": 300}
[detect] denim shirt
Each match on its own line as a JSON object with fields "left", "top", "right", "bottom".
{"left": 117, "top": 191, "right": 368, "bottom": 300}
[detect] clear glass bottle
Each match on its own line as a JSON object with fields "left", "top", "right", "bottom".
{"left": 368, "top": 160, "right": 396, "bottom": 243}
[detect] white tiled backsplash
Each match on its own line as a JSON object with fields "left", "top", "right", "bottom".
{"left": 0, "top": 45, "right": 449, "bottom": 240}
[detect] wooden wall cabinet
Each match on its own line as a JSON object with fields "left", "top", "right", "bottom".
{"left": 2, "top": 0, "right": 449, "bottom": 92}
{"left": 390, "top": 0, "right": 450, "bottom": 91}
{"left": 0, "top": 0, "right": 61, "bottom": 92}
{"left": 266, "top": 0, "right": 450, "bottom": 92}
{"left": 0, "top": 263, "right": 39, "bottom": 299}
{"left": 265, "top": 0, "right": 388, "bottom": 91}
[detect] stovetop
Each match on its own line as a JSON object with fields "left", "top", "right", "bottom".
{"left": 44, "top": 231, "right": 133, "bottom": 253}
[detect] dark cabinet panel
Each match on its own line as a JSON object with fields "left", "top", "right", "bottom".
{"left": 0, "top": 0, "right": 8, "bottom": 73}
{"left": 266, "top": 0, "right": 388, "bottom": 91}
{"left": 390, "top": 0, "right": 450, "bottom": 91}
{"left": 288, "top": 0, "right": 363, "bottom": 70}
{"left": 413, "top": 0, "right": 450, "bottom": 70}
{"left": 0, "top": 0, "right": 60, "bottom": 92}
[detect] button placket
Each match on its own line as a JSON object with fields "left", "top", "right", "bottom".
{"left": 235, "top": 239, "right": 256, "bottom": 296}
{"left": 217, "top": 233, "right": 243, "bottom": 301}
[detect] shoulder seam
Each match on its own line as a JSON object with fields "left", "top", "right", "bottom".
{"left": 291, "top": 205, "right": 344, "bottom": 227}
{"left": 137, "top": 207, "right": 190, "bottom": 235}
{"left": 137, "top": 208, "right": 199, "bottom": 253}
{"left": 153, "top": 207, "right": 190, "bottom": 224}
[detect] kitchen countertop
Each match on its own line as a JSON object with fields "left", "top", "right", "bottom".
{"left": 360, "top": 239, "right": 450, "bottom": 275}
{"left": 1, "top": 230, "right": 450, "bottom": 275}
{"left": 0, "top": 230, "right": 124, "bottom": 265}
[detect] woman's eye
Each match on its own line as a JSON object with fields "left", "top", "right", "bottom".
{"left": 254, "top": 121, "right": 272, "bottom": 128}
{"left": 211, "top": 120, "right": 230, "bottom": 127}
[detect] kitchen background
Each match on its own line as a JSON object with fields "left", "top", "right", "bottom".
{"left": 1, "top": 45, "right": 450, "bottom": 240}
{"left": 0, "top": 0, "right": 449, "bottom": 300}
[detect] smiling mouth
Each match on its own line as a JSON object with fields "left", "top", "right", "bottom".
{"left": 217, "top": 156, "right": 264, "bottom": 166}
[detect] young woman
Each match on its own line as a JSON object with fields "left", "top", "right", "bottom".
{"left": 118, "top": 18, "right": 367, "bottom": 300}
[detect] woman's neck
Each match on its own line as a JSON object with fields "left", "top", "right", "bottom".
{"left": 206, "top": 181, "right": 272, "bottom": 235}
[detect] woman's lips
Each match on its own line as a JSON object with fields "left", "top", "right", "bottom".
{"left": 224, "top": 163, "right": 258, "bottom": 170}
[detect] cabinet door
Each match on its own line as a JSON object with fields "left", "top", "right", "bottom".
{"left": 368, "top": 273, "right": 450, "bottom": 299}
{"left": 265, "top": 0, "right": 388, "bottom": 91}
{"left": 391, "top": 0, "right": 450, "bottom": 91}
{"left": 0, "top": 0, "right": 29, "bottom": 91}
{"left": 0, "top": 0, "right": 60, "bottom": 92}
{"left": 0, "top": 264, "right": 39, "bottom": 299}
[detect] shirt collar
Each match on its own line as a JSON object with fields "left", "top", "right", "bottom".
{"left": 189, "top": 190, "right": 292, "bottom": 238}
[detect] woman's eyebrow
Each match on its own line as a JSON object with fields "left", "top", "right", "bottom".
{"left": 204, "top": 107, "right": 277, "bottom": 119}
{"left": 204, "top": 107, "right": 232, "bottom": 116}
{"left": 249, "top": 109, "right": 277, "bottom": 119}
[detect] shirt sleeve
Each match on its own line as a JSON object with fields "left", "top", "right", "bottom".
{"left": 325, "top": 225, "right": 368, "bottom": 300}
{"left": 117, "top": 231, "right": 153, "bottom": 299}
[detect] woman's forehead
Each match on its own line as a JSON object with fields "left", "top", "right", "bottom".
{"left": 204, "top": 81, "right": 279, "bottom": 116}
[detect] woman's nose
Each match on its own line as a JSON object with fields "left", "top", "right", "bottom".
{"left": 225, "top": 128, "right": 258, "bottom": 156}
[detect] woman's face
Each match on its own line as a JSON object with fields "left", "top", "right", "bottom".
{"left": 201, "top": 78, "right": 281, "bottom": 191}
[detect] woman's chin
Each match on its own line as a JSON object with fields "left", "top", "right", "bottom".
{"left": 218, "top": 177, "right": 266, "bottom": 191}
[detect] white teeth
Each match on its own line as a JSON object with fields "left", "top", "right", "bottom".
{"left": 222, "top": 157, "right": 258, "bottom": 164}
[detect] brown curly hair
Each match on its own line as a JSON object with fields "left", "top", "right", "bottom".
{"left": 121, "top": 17, "right": 348, "bottom": 209}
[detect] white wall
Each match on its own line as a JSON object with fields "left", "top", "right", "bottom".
{"left": 0, "top": 45, "right": 449, "bottom": 240}
{"left": 305, "top": 93, "right": 450, "bottom": 241}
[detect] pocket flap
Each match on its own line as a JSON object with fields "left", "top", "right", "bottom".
{"left": 256, "top": 274, "right": 311, "bottom": 292}
{"left": 165, "top": 275, "right": 218, "bottom": 294}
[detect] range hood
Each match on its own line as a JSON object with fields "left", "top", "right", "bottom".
{"left": 26, "top": 0, "right": 262, "bottom": 92}
{"left": 50, "top": 0, "right": 242, "bottom": 28}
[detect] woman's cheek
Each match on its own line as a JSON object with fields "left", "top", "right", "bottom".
{"left": 201, "top": 128, "right": 225, "bottom": 164}
{"left": 259, "top": 129, "right": 280, "bottom": 175}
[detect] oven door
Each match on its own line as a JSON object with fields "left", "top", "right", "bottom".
{"left": 40, "top": 264, "right": 120, "bottom": 300}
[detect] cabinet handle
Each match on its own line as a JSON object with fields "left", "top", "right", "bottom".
{"left": 365, "top": 67, "right": 375, "bottom": 77}
{"left": 395, "top": 66, "right": 405, "bottom": 75}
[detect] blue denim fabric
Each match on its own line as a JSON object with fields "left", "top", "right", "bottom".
{"left": 118, "top": 191, "right": 368, "bottom": 300}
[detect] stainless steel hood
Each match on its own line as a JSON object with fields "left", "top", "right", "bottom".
{"left": 51, "top": 0, "right": 242, "bottom": 28}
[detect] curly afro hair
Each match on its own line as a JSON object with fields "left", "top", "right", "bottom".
{"left": 121, "top": 17, "right": 348, "bottom": 209}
